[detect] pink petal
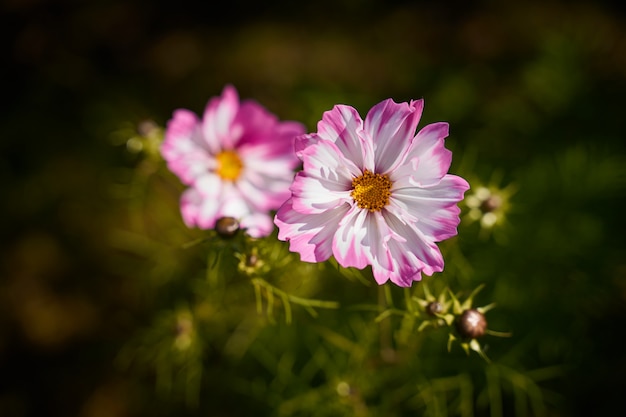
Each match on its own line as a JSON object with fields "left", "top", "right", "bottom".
{"left": 390, "top": 175, "right": 469, "bottom": 241}
{"left": 236, "top": 169, "right": 292, "bottom": 212}
{"left": 236, "top": 102, "right": 305, "bottom": 159}
{"left": 161, "top": 109, "right": 213, "bottom": 185}
{"left": 215, "top": 182, "right": 251, "bottom": 219}
{"left": 233, "top": 100, "right": 274, "bottom": 143}
{"left": 364, "top": 98, "right": 423, "bottom": 173}
{"left": 270, "top": 120, "right": 307, "bottom": 162}
{"left": 275, "top": 199, "right": 350, "bottom": 263}
{"left": 391, "top": 122, "right": 452, "bottom": 187}
{"left": 163, "top": 109, "right": 199, "bottom": 149}
{"left": 290, "top": 173, "right": 351, "bottom": 214}
{"left": 202, "top": 85, "right": 240, "bottom": 153}
{"left": 362, "top": 211, "right": 395, "bottom": 275}
{"left": 294, "top": 134, "right": 319, "bottom": 159}
{"left": 194, "top": 173, "right": 222, "bottom": 197}
{"left": 331, "top": 207, "right": 371, "bottom": 270}
{"left": 379, "top": 237, "right": 426, "bottom": 287}
{"left": 370, "top": 257, "right": 423, "bottom": 287}
{"left": 180, "top": 187, "right": 219, "bottom": 229}
{"left": 290, "top": 140, "right": 358, "bottom": 214}
{"left": 300, "top": 139, "right": 361, "bottom": 189}
{"left": 317, "top": 105, "right": 373, "bottom": 171}
{"left": 382, "top": 209, "right": 445, "bottom": 275}
{"left": 240, "top": 213, "right": 275, "bottom": 238}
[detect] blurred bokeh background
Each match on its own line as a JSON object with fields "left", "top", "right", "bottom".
{"left": 2, "top": 0, "right": 626, "bottom": 416}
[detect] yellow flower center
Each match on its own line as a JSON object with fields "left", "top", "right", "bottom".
{"left": 216, "top": 150, "right": 243, "bottom": 181}
{"left": 350, "top": 169, "right": 392, "bottom": 212}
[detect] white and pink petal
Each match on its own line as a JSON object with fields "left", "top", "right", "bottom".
{"left": 290, "top": 173, "right": 351, "bottom": 214}
{"left": 331, "top": 207, "right": 371, "bottom": 270}
{"left": 317, "top": 105, "right": 370, "bottom": 170}
{"left": 391, "top": 122, "right": 452, "bottom": 187}
{"left": 382, "top": 210, "right": 445, "bottom": 275}
{"left": 275, "top": 199, "right": 350, "bottom": 263}
{"left": 161, "top": 110, "right": 215, "bottom": 185}
{"left": 364, "top": 98, "right": 423, "bottom": 173}
{"left": 390, "top": 175, "right": 469, "bottom": 241}
{"left": 240, "top": 213, "right": 275, "bottom": 238}
{"left": 202, "top": 85, "right": 240, "bottom": 153}
{"left": 180, "top": 187, "right": 219, "bottom": 230}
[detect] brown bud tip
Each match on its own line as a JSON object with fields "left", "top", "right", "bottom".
{"left": 426, "top": 301, "right": 443, "bottom": 316}
{"left": 246, "top": 254, "right": 259, "bottom": 267}
{"left": 480, "top": 195, "right": 502, "bottom": 213}
{"left": 455, "top": 309, "right": 487, "bottom": 339}
{"left": 215, "top": 217, "right": 240, "bottom": 238}
{"left": 137, "top": 119, "right": 158, "bottom": 137}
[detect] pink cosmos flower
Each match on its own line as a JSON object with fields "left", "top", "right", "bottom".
{"left": 161, "top": 85, "right": 305, "bottom": 237}
{"left": 274, "top": 98, "right": 470, "bottom": 286}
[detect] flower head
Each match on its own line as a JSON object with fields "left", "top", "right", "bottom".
{"left": 464, "top": 180, "right": 516, "bottom": 241}
{"left": 446, "top": 285, "right": 510, "bottom": 361}
{"left": 161, "top": 85, "right": 305, "bottom": 237}
{"left": 274, "top": 98, "right": 469, "bottom": 286}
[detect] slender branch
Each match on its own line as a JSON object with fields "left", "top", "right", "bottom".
{"left": 251, "top": 278, "right": 339, "bottom": 322}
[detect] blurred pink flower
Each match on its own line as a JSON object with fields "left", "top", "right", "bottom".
{"left": 274, "top": 98, "right": 469, "bottom": 286}
{"left": 161, "top": 85, "right": 305, "bottom": 237}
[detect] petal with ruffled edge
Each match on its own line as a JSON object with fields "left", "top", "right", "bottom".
{"left": 275, "top": 199, "right": 350, "bottom": 263}
{"left": 236, "top": 165, "right": 295, "bottom": 212}
{"left": 237, "top": 135, "right": 303, "bottom": 211}
{"left": 202, "top": 85, "right": 240, "bottom": 153}
{"left": 161, "top": 109, "right": 216, "bottom": 185}
{"left": 390, "top": 175, "right": 470, "bottom": 242}
{"left": 236, "top": 101, "right": 305, "bottom": 158}
{"left": 317, "top": 105, "right": 375, "bottom": 171}
{"left": 273, "top": 121, "right": 308, "bottom": 161}
{"left": 380, "top": 210, "right": 446, "bottom": 286}
{"left": 213, "top": 181, "right": 250, "bottom": 218}
{"left": 180, "top": 187, "right": 220, "bottom": 230}
{"left": 294, "top": 134, "right": 319, "bottom": 160}
{"left": 390, "top": 122, "right": 452, "bottom": 187}
{"left": 290, "top": 140, "right": 357, "bottom": 214}
{"left": 331, "top": 207, "right": 370, "bottom": 270}
{"left": 290, "top": 173, "right": 352, "bottom": 214}
{"left": 364, "top": 99, "right": 423, "bottom": 173}
{"left": 194, "top": 173, "right": 251, "bottom": 230}
{"left": 240, "top": 213, "right": 275, "bottom": 238}
{"left": 232, "top": 100, "right": 275, "bottom": 147}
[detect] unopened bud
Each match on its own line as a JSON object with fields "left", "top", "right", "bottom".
{"left": 480, "top": 195, "right": 502, "bottom": 213}
{"left": 215, "top": 217, "right": 240, "bottom": 238}
{"left": 426, "top": 301, "right": 443, "bottom": 316}
{"left": 455, "top": 309, "right": 487, "bottom": 339}
{"left": 173, "top": 314, "right": 194, "bottom": 350}
{"left": 246, "top": 253, "right": 259, "bottom": 267}
{"left": 137, "top": 119, "right": 159, "bottom": 137}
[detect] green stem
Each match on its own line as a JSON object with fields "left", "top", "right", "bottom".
{"left": 251, "top": 278, "right": 339, "bottom": 322}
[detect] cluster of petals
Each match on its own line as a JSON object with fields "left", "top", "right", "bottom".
{"left": 161, "top": 85, "right": 305, "bottom": 237}
{"left": 274, "top": 98, "right": 470, "bottom": 286}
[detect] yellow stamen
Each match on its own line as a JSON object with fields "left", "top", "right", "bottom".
{"left": 216, "top": 150, "right": 243, "bottom": 181}
{"left": 350, "top": 169, "right": 392, "bottom": 212}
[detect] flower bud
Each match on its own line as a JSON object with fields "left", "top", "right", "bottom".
{"left": 237, "top": 249, "right": 266, "bottom": 275}
{"left": 173, "top": 314, "right": 194, "bottom": 351}
{"left": 455, "top": 309, "right": 487, "bottom": 339}
{"left": 426, "top": 301, "right": 443, "bottom": 316}
{"left": 215, "top": 217, "right": 240, "bottom": 238}
{"left": 480, "top": 194, "right": 502, "bottom": 213}
{"left": 137, "top": 119, "right": 159, "bottom": 137}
